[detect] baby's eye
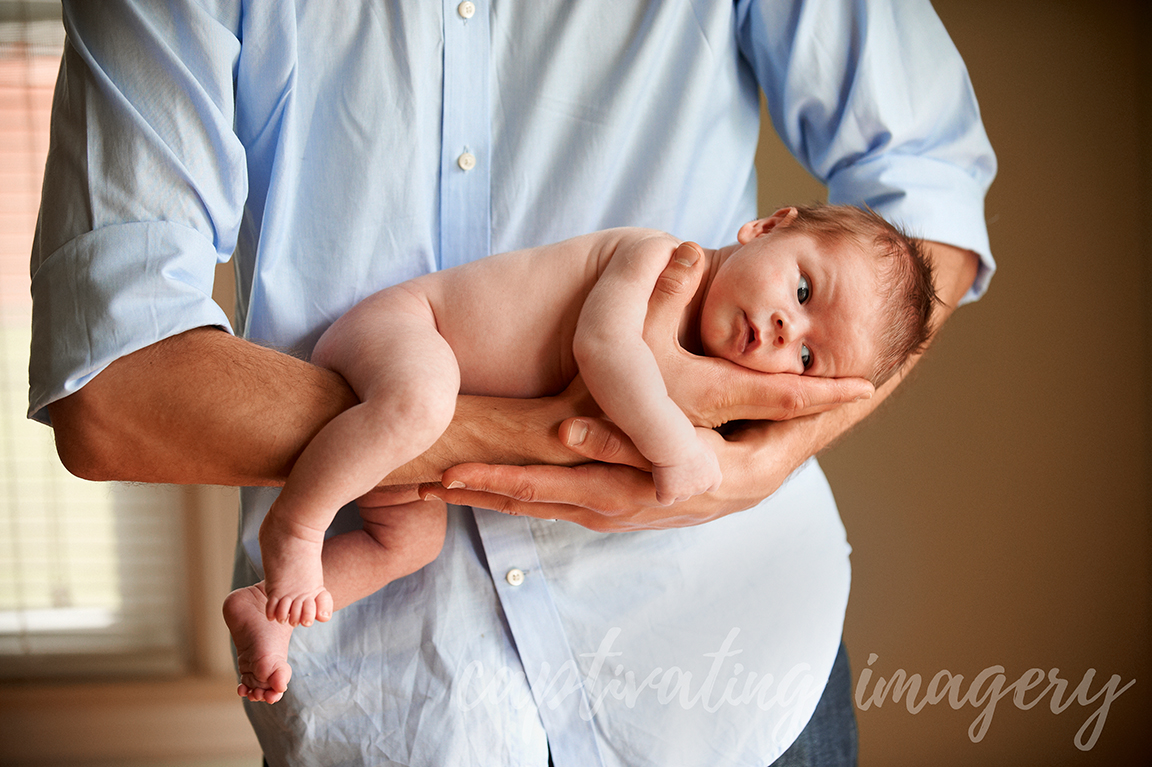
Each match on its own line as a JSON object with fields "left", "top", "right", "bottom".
{"left": 797, "top": 274, "right": 811, "bottom": 304}
{"left": 801, "top": 344, "right": 812, "bottom": 370}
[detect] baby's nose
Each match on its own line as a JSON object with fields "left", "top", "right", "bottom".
{"left": 772, "top": 313, "right": 793, "bottom": 345}
{"left": 772, "top": 310, "right": 809, "bottom": 345}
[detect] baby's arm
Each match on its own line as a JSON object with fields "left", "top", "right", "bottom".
{"left": 573, "top": 232, "right": 721, "bottom": 505}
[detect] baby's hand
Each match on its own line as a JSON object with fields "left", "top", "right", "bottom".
{"left": 651, "top": 436, "right": 722, "bottom": 506}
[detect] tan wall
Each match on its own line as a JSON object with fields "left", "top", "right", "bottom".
{"left": 3, "top": 2, "right": 1146, "bottom": 765}
{"left": 755, "top": 1, "right": 1151, "bottom": 763}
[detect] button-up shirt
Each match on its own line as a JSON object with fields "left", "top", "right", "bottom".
{"left": 30, "top": 2, "right": 995, "bottom": 765}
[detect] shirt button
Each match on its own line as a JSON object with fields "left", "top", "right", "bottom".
{"left": 457, "top": 151, "right": 476, "bottom": 171}
{"left": 457, "top": 1, "right": 476, "bottom": 19}
{"left": 505, "top": 568, "right": 525, "bottom": 586}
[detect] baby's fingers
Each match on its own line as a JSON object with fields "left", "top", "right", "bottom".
{"left": 652, "top": 461, "right": 721, "bottom": 507}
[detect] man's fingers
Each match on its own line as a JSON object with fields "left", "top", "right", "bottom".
{"left": 426, "top": 417, "right": 649, "bottom": 516}
{"left": 427, "top": 463, "right": 660, "bottom": 526}
{"left": 645, "top": 242, "right": 705, "bottom": 338}
{"left": 433, "top": 463, "right": 639, "bottom": 507}
{"left": 359, "top": 484, "right": 422, "bottom": 507}
{"left": 707, "top": 364, "right": 874, "bottom": 423}
{"left": 816, "top": 376, "right": 875, "bottom": 409}
{"left": 760, "top": 374, "right": 873, "bottom": 419}
{"left": 558, "top": 418, "right": 650, "bottom": 469}
{"left": 425, "top": 480, "right": 583, "bottom": 523}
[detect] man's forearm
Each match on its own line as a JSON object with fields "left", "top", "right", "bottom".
{"left": 48, "top": 327, "right": 583, "bottom": 488}
{"left": 427, "top": 242, "right": 982, "bottom": 528}
{"left": 49, "top": 328, "right": 357, "bottom": 486}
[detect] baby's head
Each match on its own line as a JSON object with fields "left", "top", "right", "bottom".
{"left": 698, "top": 204, "right": 938, "bottom": 386}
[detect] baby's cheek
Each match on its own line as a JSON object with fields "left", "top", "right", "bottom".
{"left": 747, "top": 348, "right": 799, "bottom": 376}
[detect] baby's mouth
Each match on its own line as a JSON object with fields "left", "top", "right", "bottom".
{"left": 739, "top": 311, "right": 755, "bottom": 354}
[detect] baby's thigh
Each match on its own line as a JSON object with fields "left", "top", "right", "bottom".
{"left": 313, "top": 287, "right": 460, "bottom": 404}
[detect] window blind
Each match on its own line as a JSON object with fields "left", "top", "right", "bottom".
{"left": 0, "top": 1, "right": 188, "bottom": 679}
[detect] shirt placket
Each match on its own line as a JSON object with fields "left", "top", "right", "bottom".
{"left": 473, "top": 512, "right": 606, "bottom": 767}
{"left": 439, "top": 0, "right": 490, "bottom": 269}
{"left": 442, "top": 3, "right": 602, "bottom": 763}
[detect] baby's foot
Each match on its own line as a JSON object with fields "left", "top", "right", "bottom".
{"left": 223, "top": 584, "right": 294, "bottom": 704}
{"left": 259, "top": 512, "right": 334, "bottom": 626}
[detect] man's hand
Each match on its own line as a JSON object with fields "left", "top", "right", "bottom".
{"left": 426, "top": 417, "right": 811, "bottom": 531}
{"left": 425, "top": 241, "right": 893, "bottom": 530}
{"left": 643, "top": 242, "right": 872, "bottom": 428}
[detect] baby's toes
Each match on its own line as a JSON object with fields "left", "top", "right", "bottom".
{"left": 287, "top": 597, "right": 306, "bottom": 627}
{"left": 273, "top": 596, "right": 294, "bottom": 624}
{"left": 316, "top": 590, "right": 334, "bottom": 623}
{"left": 298, "top": 597, "right": 317, "bottom": 627}
{"left": 264, "top": 595, "right": 281, "bottom": 623}
{"left": 239, "top": 671, "right": 267, "bottom": 699}
{"left": 265, "top": 664, "right": 290, "bottom": 702}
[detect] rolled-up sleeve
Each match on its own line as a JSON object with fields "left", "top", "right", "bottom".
{"left": 29, "top": 1, "right": 245, "bottom": 423}
{"left": 736, "top": 0, "right": 998, "bottom": 303}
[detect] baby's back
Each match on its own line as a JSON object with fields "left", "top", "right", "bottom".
{"left": 408, "top": 229, "right": 638, "bottom": 398}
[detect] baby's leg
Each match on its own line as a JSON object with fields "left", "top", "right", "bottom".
{"left": 260, "top": 286, "right": 461, "bottom": 626}
{"left": 323, "top": 497, "right": 448, "bottom": 603}
{"left": 224, "top": 498, "right": 446, "bottom": 704}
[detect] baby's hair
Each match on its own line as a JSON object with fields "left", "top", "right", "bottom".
{"left": 786, "top": 203, "right": 939, "bottom": 387}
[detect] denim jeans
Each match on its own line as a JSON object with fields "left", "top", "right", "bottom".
{"left": 768, "top": 641, "right": 858, "bottom": 767}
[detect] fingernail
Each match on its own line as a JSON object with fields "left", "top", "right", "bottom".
{"left": 446, "top": 480, "right": 466, "bottom": 489}
{"left": 424, "top": 492, "right": 442, "bottom": 501}
{"left": 855, "top": 391, "right": 873, "bottom": 401}
{"left": 566, "top": 419, "right": 589, "bottom": 446}
{"left": 674, "top": 243, "right": 700, "bottom": 266}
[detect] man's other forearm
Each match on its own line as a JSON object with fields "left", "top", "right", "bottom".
{"left": 47, "top": 327, "right": 580, "bottom": 487}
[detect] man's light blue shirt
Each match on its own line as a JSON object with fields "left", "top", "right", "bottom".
{"left": 30, "top": 2, "right": 995, "bottom": 765}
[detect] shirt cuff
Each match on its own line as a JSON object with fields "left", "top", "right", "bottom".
{"left": 28, "top": 220, "right": 234, "bottom": 425}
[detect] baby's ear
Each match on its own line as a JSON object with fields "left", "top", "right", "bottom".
{"left": 736, "top": 207, "right": 798, "bottom": 244}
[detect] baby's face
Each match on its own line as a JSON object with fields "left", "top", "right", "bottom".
{"left": 699, "top": 223, "right": 884, "bottom": 379}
